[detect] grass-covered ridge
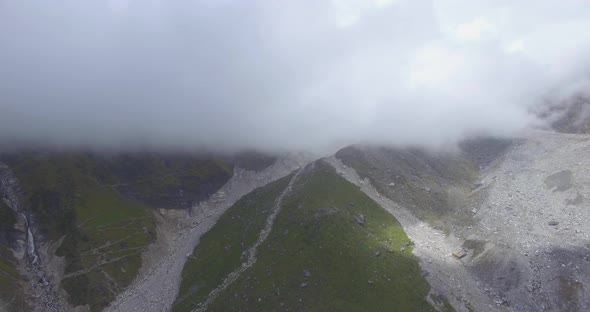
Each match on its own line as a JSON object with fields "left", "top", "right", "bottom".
{"left": 173, "top": 174, "right": 293, "bottom": 311}
{"left": 1, "top": 152, "right": 234, "bottom": 311}
{"left": 175, "top": 161, "right": 440, "bottom": 311}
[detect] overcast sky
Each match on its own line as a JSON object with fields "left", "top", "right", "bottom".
{"left": 1, "top": 0, "right": 589, "bottom": 152}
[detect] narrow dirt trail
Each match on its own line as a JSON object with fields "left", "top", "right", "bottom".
{"left": 105, "top": 156, "right": 307, "bottom": 312}
{"left": 325, "top": 156, "right": 501, "bottom": 312}
{"left": 194, "top": 168, "right": 303, "bottom": 312}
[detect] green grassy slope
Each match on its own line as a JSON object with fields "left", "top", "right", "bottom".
{"left": 0, "top": 201, "right": 29, "bottom": 312}
{"left": 175, "top": 161, "right": 443, "bottom": 312}
{"left": 1, "top": 152, "right": 233, "bottom": 311}
{"left": 55, "top": 188, "right": 156, "bottom": 310}
{"left": 173, "top": 175, "right": 293, "bottom": 311}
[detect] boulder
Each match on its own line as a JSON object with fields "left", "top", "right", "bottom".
{"left": 354, "top": 214, "right": 366, "bottom": 226}
{"left": 452, "top": 248, "right": 467, "bottom": 259}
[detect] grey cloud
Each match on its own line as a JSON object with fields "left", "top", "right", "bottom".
{"left": 1, "top": 0, "right": 589, "bottom": 153}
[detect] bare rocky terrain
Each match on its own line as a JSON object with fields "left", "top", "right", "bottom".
{"left": 463, "top": 130, "right": 590, "bottom": 312}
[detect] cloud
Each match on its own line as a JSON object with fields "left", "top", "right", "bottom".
{"left": 504, "top": 40, "right": 525, "bottom": 54}
{"left": 0, "top": 0, "right": 589, "bottom": 153}
{"left": 453, "top": 17, "right": 494, "bottom": 41}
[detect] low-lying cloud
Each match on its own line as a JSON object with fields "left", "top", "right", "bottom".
{"left": 1, "top": 0, "right": 589, "bottom": 153}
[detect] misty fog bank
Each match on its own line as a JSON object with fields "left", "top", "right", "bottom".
{"left": 1, "top": 0, "right": 589, "bottom": 153}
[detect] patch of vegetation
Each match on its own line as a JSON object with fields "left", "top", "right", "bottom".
{"left": 0, "top": 201, "right": 29, "bottom": 312}
{"left": 55, "top": 188, "right": 156, "bottom": 311}
{"left": 177, "top": 161, "right": 438, "bottom": 311}
{"left": 173, "top": 175, "right": 293, "bottom": 311}
{"left": 2, "top": 152, "right": 233, "bottom": 311}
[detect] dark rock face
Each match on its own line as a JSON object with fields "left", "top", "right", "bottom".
{"left": 354, "top": 213, "right": 366, "bottom": 226}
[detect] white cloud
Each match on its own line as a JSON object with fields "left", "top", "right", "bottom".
{"left": 0, "top": 0, "right": 589, "bottom": 152}
{"left": 504, "top": 39, "right": 525, "bottom": 54}
{"left": 331, "top": 0, "right": 398, "bottom": 27}
{"left": 453, "top": 17, "right": 495, "bottom": 41}
{"left": 409, "top": 44, "right": 463, "bottom": 89}
{"left": 108, "top": 0, "right": 131, "bottom": 14}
